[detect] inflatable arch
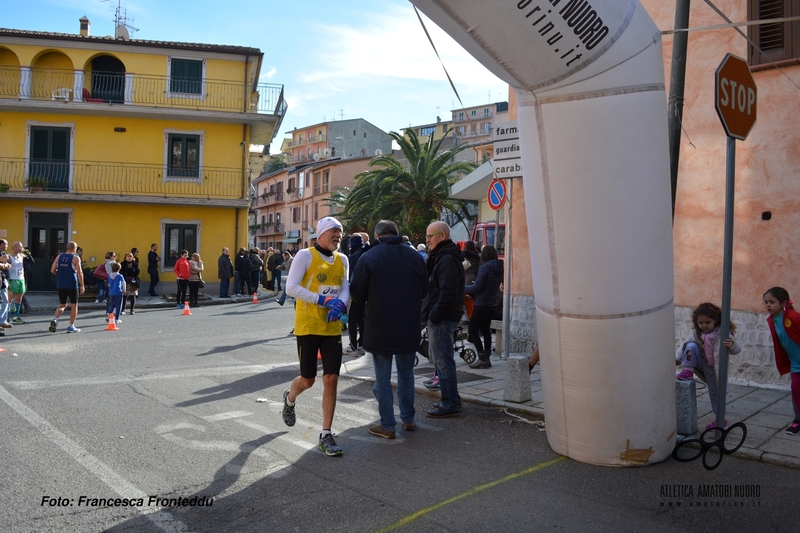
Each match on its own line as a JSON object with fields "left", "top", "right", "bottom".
{"left": 410, "top": 0, "right": 676, "bottom": 465}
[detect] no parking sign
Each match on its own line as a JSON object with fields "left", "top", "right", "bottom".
{"left": 488, "top": 178, "right": 506, "bottom": 211}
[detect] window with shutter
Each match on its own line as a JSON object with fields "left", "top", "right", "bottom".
{"left": 748, "top": 0, "right": 800, "bottom": 66}
{"left": 170, "top": 58, "right": 203, "bottom": 94}
{"left": 29, "top": 126, "right": 70, "bottom": 190}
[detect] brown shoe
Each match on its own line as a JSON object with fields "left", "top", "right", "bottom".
{"left": 368, "top": 424, "right": 396, "bottom": 439}
{"left": 402, "top": 422, "right": 416, "bottom": 431}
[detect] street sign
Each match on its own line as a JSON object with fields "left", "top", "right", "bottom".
{"left": 715, "top": 53, "right": 757, "bottom": 140}
{"left": 488, "top": 178, "right": 506, "bottom": 211}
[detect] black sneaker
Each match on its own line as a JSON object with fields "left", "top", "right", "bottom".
{"left": 282, "top": 390, "right": 296, "bottom": 427}
{"left": 786, "top": 421, "right": 800, "bottom": 436}
{"left": 318, "top": 433, "right": 343, "bottom": 456}
{"left": 49, "top": 320, "right": 58, "bottom": 333}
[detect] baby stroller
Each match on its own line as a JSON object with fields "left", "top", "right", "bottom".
{"left": 416, "top": 324, "right": 477, "bottom": 367}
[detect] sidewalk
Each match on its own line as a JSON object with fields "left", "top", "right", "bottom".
{"left": 17, "top": 292, "right": 800, "bottom": 469}
{"left": 341, "top": 349, "right": 800, "bottom": 470}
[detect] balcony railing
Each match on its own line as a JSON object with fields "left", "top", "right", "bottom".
{"left": 285, "top": 138, "right": 306, "bottom": 148}
{"left": 308, "top": 134, "right": 326, "bottom": 143}
{"left": 0, "top": 158, "right": 244, "bottom": 199}
{"left": 0, "top": 66, "right": 287, "bottom": 116}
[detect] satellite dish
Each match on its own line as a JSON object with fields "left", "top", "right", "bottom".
{"left": 374, "top": 149, "right": 383, "bottom": 156}
{"left": 323, "top": 148, "right": 331, "bottom": 157}
{"left": 115, "top": 25, "right": 130, "bottom": 40}
{"left": 313, "top": 153, "right": 320, "bottom": 161}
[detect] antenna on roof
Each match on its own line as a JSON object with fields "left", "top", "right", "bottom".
{"left": 102, "top": 0, "right": 139, "bottom": 39}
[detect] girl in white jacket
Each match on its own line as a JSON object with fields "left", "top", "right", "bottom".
{"left": 675, "top": 302, "right": 741, "bottom": 430}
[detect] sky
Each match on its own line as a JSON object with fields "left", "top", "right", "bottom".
{"left": 2, "top": 0, "right": 510, "bottom": 154}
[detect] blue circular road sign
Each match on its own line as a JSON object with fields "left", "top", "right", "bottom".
{"left": 488, "top": 178, "right": 506, "bottom": 211}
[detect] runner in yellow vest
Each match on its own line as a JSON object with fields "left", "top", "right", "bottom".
{"left": 281, "top": 216, "right": 350, "bottom": 456}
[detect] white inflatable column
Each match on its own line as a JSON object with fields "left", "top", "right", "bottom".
{"left": 411, "top": 0, "right": 676, "bottom": 465}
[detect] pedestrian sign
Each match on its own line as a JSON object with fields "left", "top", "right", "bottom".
{"left": 488, "top": 178, "right": 506, "bottom": 211}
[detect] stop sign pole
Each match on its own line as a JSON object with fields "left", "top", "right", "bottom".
{"left": 713, "top": 54, "right": 757, "bottom": 430}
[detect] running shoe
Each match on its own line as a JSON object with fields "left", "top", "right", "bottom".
{"left": 12, "top": 316, "right": 25, "bottom": 324}
{"left": 66, "top": 325, "right": 81, "bottom": 333}
{"left": 675, "top": 369, "right": 694, "bottom": 381}
{"left": 318, "top": 433, "right": 343, "bottom": 456}
{"left": 786, "top": 421, "right": 800, "bottom": 436}
{"left": 281, "top": 390, "right": 296, "bottom": 427}
{"left": 49, "top": 320, "right": 58, "bottom": 333}
{"left": 344, "top": 344, "right": 359, "bottom": 357}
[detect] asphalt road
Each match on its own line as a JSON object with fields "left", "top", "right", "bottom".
{"left": 0, "top": 303, "right": 796, "bottom": 533}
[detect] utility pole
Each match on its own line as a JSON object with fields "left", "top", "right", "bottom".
{"left": 668, "top": 0, "right": 691, "bottom": 220}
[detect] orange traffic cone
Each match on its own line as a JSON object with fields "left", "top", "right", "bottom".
{"left": 105, "top": 312, "right": 119, "bottom": 331}
{"left": 317, "top": 349, "right": 322, "bottom": 360}
{"left": 182, "top": 302, "right": 192, "bottom": 315}
{"left": 252, "top": 292, "right": 259, "bottom": 304}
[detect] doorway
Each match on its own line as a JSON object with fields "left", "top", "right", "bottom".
{"left": 27, "top": 212, "right": 69, "bottom": 291}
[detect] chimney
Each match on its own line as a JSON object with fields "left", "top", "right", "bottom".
{"left": 79, "top": 16, "right": 90, "bottom": 36}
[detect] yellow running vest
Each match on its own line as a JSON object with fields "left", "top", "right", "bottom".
{"left": 294, "top": 248, "right": 346, "bottom": 336}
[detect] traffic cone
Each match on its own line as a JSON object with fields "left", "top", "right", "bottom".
{"left": 317, "top": 349, "right": 322, "bottom": 360}
{"left": 252, "top": 292, "right": 259, "bottom": 304}
{"left": 182, "top": 302, "right": 192, "bottom": 315}
{"left": 105, "top": 312, "right": 119, "bottom": 331}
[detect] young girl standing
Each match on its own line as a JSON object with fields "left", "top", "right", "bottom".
{"left": 675, "top": 302, "right": 741, "bottom": 430}
{"left": 763, "top": 287, "right": 800, "bottom": 436}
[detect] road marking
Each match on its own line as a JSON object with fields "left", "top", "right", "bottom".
{"left": 375, "top": 456, "right": 566, "bottom": 533}
{"left": 203, "top": 411, "right": 252, "bottom": 421}
{"left": 234, "top": 419, "right": 316, "bottom": 451}
{"left": 0, "top": 384, "right": 189, "bottom": 533}
{"left": 7, "top": 363, "right": 295, "bottom": 390}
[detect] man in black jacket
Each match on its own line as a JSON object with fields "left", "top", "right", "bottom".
{"left": 234, "top": 248, "right": 253, "bottom": 296}
{"left": 421, "top": 221, "right": 465, "bottom": 418}
{"left": 351, "top": 220, "right": 428, "bottom": 438}
{"left": 345, "top": 233, "right": 366, "bottom": 356}
{"left": 218, "top": 247, "right": 233, "bottom": 298}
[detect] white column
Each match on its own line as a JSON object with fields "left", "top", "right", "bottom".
{"left": 124, "top": 72, "right": 134, "bottom": 105}
{"left": 73, "top": 70, "right": 85, "bottom": 102}
{"left": 19, "top": 66, "right": 31, "bottom": 99}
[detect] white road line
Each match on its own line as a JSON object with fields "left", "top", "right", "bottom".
{"left": 234, "top": 419, "right": 316, "bottom": 451}
{"left": 0, "top": 384, "right": 190, "bottom": 533}
{"left": 202, "top": 411, "right": 252, "bottom": 421}
{"left": 7, "top": 363, "right": 295, "bottom": 390}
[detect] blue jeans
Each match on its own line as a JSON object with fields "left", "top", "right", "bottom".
{"left": 428, "top": 319, "right": 461, "bottom": 411}
{"left": 274, "top": 270, "right": 282, "bottom": 291}
{"left": 219, "top": 277, "right": 230, "bottom": 298}
{"left": 681, "top": 341, "right": 719, "bottom": 414}
{"left": 372, "top": 351, "right": 416, "bottom": 430}
{"left": 0, "top": 287, "right": 9, "bottom": 324}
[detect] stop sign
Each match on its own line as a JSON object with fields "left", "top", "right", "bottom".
{"left": 715, "top": 53, "right": 757, "bottom": 140}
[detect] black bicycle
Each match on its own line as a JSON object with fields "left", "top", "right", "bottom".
{"left": 672, "top": 422, "right": 747, "bottom": 470}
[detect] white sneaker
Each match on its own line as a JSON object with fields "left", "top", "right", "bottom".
{"left": 66, "top": 325, "right": 81, "bottom": 333}
{"left": 344, "top": 345, "right": 359, "bottom": 356}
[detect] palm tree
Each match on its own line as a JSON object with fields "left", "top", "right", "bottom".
{"left": 342, "top": 129, "right": 476, "bottom": 243}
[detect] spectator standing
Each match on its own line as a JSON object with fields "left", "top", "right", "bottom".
{"left": 350, "top": 220, "right": 428, "bottom": 439}
{"left": 281, "top": 216, "right": 350, "bottom": 457}
{"left": 275, "top": 251, "right": 294, "bottom": 306}
{"left": 188, "top": 253, "right": 204, "bottom": 308}
{"left": 417, "top": 243, "right": 428, "bottom": 261}
{"left": 464, "top": 245, "right": 504, "bottom": 369}
{"left": 421, "top": 221, "right": 465, "bottom": 418}
{"left": 218, "top": 247, "right": 233, "bottom": 298}
{"left": 0, "top": 239, "right": 11, "bottom": 331}
{"left": 234, "top": 248, "right": 253, "bottom": 296}
{"left": 120, "top": 252, "right": 140, "bottom": 315}
{"left": 173, "top": 250, "right": 190, "bottom": 308}
{"left": 249, "top": 248, "right": 263, "bottom": 295}
{"left": 49, "top": 241, "right": 85, "bottom": 333}
{"left": 462, "top": 240, "right": 481, "bottom": 286}
{"left": 345, "top": 234, "right": 366, "bottom": 356}
{"left": 267, "top": 248, "right": 283, "bottom": 291}
{"left": 106, "top": 262, "right": 126, "bottom": 323}
{"left": 20, "top": 247, "right": 33, "bottom": 313}
{"left": 147, "top": 244, "right": 160, "bottom": 296}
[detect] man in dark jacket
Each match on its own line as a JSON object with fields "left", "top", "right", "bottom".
{"left": 266, "top": 249, "right": 283, "bottom": 291}
{"left": 234, "top": 247, "right": 253, "bottom": 296}
{"left": 345, "top": 234, "right": 366, "bottom": 356}
{"left": 218, "top": 247, "right": 233, "bottom": 298}
{"left": 421, "top": 221, "right": 465, "bottom": 418}
{"left": 249, "top": 248, "right": 264, "bottom": 294}
{"left": 351, "top": 220, "right": 428, "bottom": 438}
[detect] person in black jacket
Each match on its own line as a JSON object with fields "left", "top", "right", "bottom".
{"left": 421, "top": 221, "right": 465, "bottom": 418}
{"left": 462, "top": 240, "right": 481, "bottom": 286}
{"left": 249, "top": 248, "right": 263, "bottom": 295}
{"left": 119, "top": 251, "right": 140, "bottom": 315}
{"left": 234, "top": 247, "right": 253, "bottom": 296}
{"left": 350, "top": 220, "right": 428, "bottom": 438}
{"left": 465, "top": 245, "right": 503, "bottom": 369}
{"left": 345, "top": 234, "right": 366, "bottom": 356}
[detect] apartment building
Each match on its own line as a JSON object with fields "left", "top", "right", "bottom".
{"left": 0, "top": 19, "right": 285, "bottom": 290}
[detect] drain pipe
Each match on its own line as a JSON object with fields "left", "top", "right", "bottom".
{"left": 411, "top": 0, "right": 675, "bottom": 466}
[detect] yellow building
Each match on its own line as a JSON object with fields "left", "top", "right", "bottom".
{"left": 0, "top": 19, "right": 286, "bottom": 292}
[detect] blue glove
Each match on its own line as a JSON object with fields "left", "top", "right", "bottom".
{"left": 318, "top": 296, "right": 347, "bottom": 315}
{"left": 327, "top": 308, "right": 344, "bottom": 323}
